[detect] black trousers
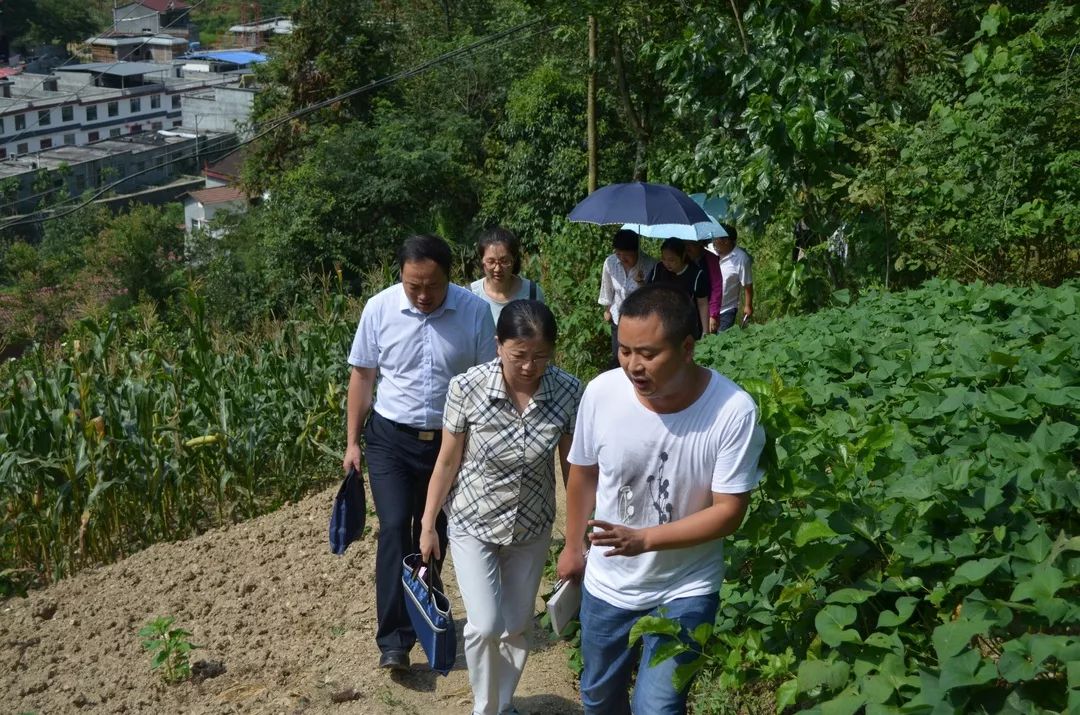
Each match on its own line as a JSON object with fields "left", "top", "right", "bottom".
{"left": 364, "top": 411, "right": 448, "bottom": 654}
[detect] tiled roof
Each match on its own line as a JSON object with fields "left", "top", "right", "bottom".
{"left": 188, "top": 186, "right": 246, "bottom": 204}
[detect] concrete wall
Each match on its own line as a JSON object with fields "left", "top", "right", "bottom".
{"left": 181, "top": 85, "right": 255, "bottom": 136}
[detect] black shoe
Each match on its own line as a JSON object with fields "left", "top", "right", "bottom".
{"left": 378, "top": 651, "right": 409, "bottom": 672}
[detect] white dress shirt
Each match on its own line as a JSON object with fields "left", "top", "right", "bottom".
{"left": 597, "top": 252, "right": 658, "bottom": 325}
{"left": 348, "top": 283, "right": 497, "bottom": 429}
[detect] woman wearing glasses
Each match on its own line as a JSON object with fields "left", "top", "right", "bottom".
{"left": 420, "top": 300, "right": 581, "bottom": 715}
{"left": 470, "top": 226, "right": 545, "bottom": 322}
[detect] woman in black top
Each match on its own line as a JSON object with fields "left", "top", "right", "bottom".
{"left": 647, "top": 238, "right": 710, "bottom": 339}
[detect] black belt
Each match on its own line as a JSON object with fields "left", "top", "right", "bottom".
{"left": 380, "top": 414, "right": 438, "bottom": 441}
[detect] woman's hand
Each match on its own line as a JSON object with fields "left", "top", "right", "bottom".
{"left": 419, "top": 524, "right": 441, "bottom": 563}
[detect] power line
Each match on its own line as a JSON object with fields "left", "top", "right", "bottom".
{"left": 0, "top": 17, "right": 549, "bottom": 231}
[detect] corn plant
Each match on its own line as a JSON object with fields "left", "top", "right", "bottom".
{"left": 0, "top": 281, "right": 359, "bottom": 588}
{"left": 139, "top": 616, "right": 198, "bottom": 684}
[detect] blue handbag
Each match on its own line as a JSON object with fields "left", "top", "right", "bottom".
{"left": 328, "top": 467, "right": 366, "bottom": 555}
{"left": 401, "top": 553, "right": 456, "bottom": 675}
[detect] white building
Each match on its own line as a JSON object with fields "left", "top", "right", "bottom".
{"left": 183, "top": 185, "right": 248, "bottom": 236}
{"left": 0, "top": 62, "right": 237, "bottom": 160}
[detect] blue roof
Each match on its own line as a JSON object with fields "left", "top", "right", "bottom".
{"left": 185, "top": 51, "right": 266, "bottom": 65}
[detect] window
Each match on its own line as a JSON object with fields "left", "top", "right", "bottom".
{"left": 75, "top": 175, "right": 85, "bottom": 191}
{"left": 40, "top": 138, "right": 52, "bottom": 150}
{"left": 151, "top": 121, "right": 162, "bottom": 130}
{"left": 86, "top": 105, "right": 98, "bottom": 121}
{"left": 38, "top": 110, "right": 51, "bottom": 126}
{"left": 14, "top": 114, "right": 25, "bottom": 130}
{"left": 130, "top": 124, "right": 142, "bottom": 133}
{"left": 151, "top": 94, "right": 161, "bottom": 109}
{"left": 64, "top": 134, "right": 76, "bottom": 145}
{"left": 43, "top": 79, "right": 58, "bottom": 91}
{"left": 88, "top": 131, "right": 100, "bottom": 142}
{"left": 171, "top": 95, "right": 181, "bottom": 109}
{"left": 107, "top": 101, "right": 119, "bottom": 117}
{"left": 0, "top": 117, "right": 4, "bottom": 132}
{"left": 172, "top": 119, "right": 182, "bottom": 127}
{"left": 61, "top": 106, "right": 74, "bottom": 122}
{"left": 109, "top": 128, "right": 121, "bottom": 138}
{"left": 0, "top": 148, "right": 6, "bottom": 160}
{"left": 130, "top": 97, "right": 141, "bottom": 112}
{"left": 16, "top": 142, "right": 28, "bottom": 154}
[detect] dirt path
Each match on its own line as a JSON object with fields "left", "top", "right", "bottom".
{"left": 1, "top": 476, "right": 582, "bottom": 714}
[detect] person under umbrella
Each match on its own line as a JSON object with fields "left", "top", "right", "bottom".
{"left": 470, "top": 227, "right": 545, "bottom": 323}
{"left": 711, "top": 223, "right": 754, "bottom": 330}
{"left": 682, "top": 238, "right": 723, "bottom": 334}
{"left": 647, "top": 238, "right": 709, "bottom": 340}
{"left": 598, "top": 229, "right": 657, "bottom": 369}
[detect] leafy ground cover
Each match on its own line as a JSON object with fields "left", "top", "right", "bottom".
{"left": 0, "top": 288, "right": 353, "bottom": 593}
{"left": 682, "top": 280, "right": 1080, "bottom": 713}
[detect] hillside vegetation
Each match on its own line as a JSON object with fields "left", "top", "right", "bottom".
{"left": 682, "top": 279, "right": 1080, "bottom": 712}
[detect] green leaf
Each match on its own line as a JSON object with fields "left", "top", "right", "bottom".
{"left": 775, "top": 678, "right": 799, "bottom": 712}
{"left": 795, "top": 519, "right": 839, "bottom": 547}
{"left": 628, "top": 615, "right": 681, "bottom": 646}
{"left": 1010, "top": 563, "right": 1066, "bottom": 602}
{"left": 798, "top": 659, "right": 851, "bottom": 694}
{"left": 821, "top": 691, "right": 866, "bottom": 715}
{"left": 648, "top": 639, "right": 689, "bottom": 667}
{"left": 827, "top": 587, "right": 874, "bottom": 605}
{"left": 949, "top": 556, "right": 1008, "bottom": 588}
{"left": 815, "top": 605, "right": 862, "bottom": 647}
{"left": 877, "top": 596, "right": 919, "bottom": 628}
{"left": 939, "top": 649, "right": 996, "bottom": 691}
{"left": 672, "top": 657, "right": 704, "bottom": 693}
{"left": 690, "top": 623, "right": 712, "bottom": 648}
{"left": 933, "top": 619, "right": 990, "bottom": 659}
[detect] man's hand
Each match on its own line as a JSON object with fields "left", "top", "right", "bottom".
{"left": 588, "top": 519, "right": 648, "bottom": 557}
{"left": 557, "top": 545, "right": 586, "bottom": 583}
{"left": 342, "top": 444, "right": 362, "bottom": 474}
{"left": 709, "top": 317, "right": 718, "bottom": 334}
{"left": 603, "top": 308, "right": 612, "bottom": 324}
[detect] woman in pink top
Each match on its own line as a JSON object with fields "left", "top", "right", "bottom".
{"left": 683, "top": 239, "right": 723, "bottom": 334}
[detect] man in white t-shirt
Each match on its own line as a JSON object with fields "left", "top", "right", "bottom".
{"left": 558, "top": 283, "right": 765, "bottom": 715}
{"left": 710, "top": 223, "right": 754, "bottom": 331}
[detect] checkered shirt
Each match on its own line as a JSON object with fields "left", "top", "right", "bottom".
{"left": 443, "top": 359, "right": 582, "bottom": 544}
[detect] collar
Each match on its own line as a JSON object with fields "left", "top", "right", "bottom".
{"left": 484, "top": 359, "right": 556, "bottom": 403}
{"left": 397, "top": 282, "right": 462, "bottom": 316}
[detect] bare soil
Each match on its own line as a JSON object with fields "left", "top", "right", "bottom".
{"left": 1, "top": 477, "right": 582, "bottom": 714}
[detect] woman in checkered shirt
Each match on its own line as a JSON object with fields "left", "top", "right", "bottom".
{"left": 420, "top": 299, "right": 582, "bottom": 715}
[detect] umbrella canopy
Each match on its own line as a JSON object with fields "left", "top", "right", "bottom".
{"left": 690, "top": 193, "right": 741, "bottom": 223}
{"left": 621, "top": 219, "right": 728, "bottom": 242}
{"left": 568, "top": 182, "right": 711, "bottom": 226}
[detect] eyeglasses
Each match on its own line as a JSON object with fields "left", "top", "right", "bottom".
{"left": 483, "top": 258, "right": 513, "bottom": 269}
{"left": 505, "top": 352, "right": 551, "bottom": 366}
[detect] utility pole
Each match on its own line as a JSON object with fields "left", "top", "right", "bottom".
{"left": 587, "top": 15, "right": 598, "bottom": 194}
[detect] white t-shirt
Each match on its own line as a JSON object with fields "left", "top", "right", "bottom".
{"left": 568, "top": 368, "right": 764, "bottom": 610}
{"left": 713, "top": 246, "right": 753, "bottom": 314}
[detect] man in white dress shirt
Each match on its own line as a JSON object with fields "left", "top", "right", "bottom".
{"left": 712, "top": 223, "right": 754, "bottom": 330}
{"left": 598, "top": 229, "right": 658, "bottom": 368}
{"left": 343, "top": 234, "right": 496, "bottom": 671}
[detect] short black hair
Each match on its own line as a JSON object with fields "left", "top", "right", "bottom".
{"left": 612, "top": 229, "right": 640, "bottom": 252}
{"left": 496, "top": 299, "right": 557, "bottom": 346}
{"left": 398, "top": 234, "right": 452, "bottom": 277}
{"left": 619, "top": 283, "right": 697, "bottom": 345}
{"left": 720, "top": 223, "right": 738, "bottom": 244}
{"left": 660, "top": 237, "right": 686, "bottom": 259}
{"left": 476, "top": 226, "right": 522, "bottom": 274}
